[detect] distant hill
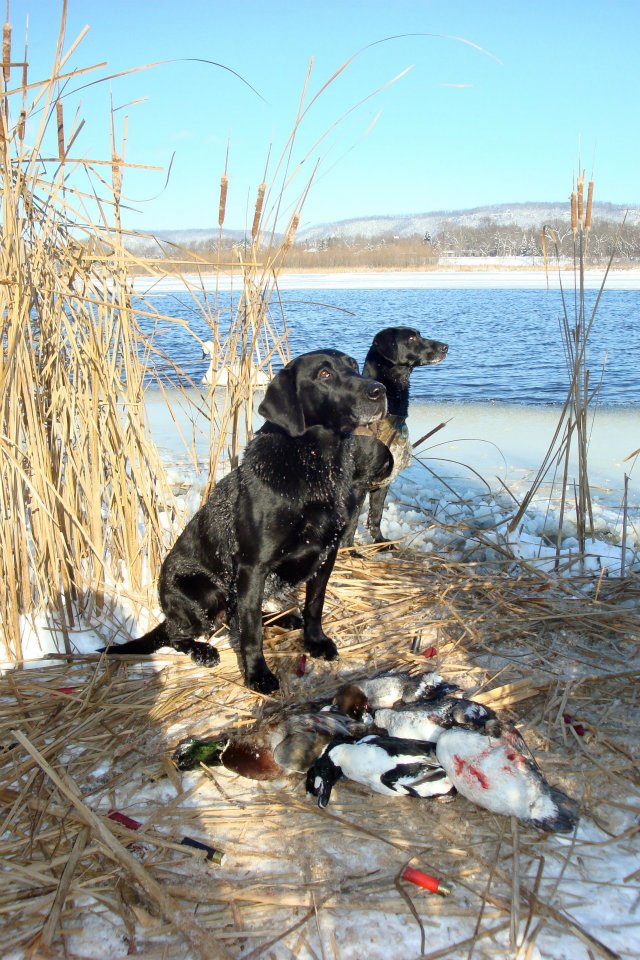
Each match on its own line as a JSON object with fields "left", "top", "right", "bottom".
{"left": 125, "top": 202, "right": 640, "bottom": 255}
{"left": 297, "top": 201, "right": 640, "bottom": 242}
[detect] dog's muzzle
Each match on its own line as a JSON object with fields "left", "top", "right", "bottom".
{"left": 355, "top": 380, "right": 387, "bottom": 425}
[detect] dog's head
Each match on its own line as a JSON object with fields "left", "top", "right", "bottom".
{"left": 258, "top": 349, "right": 387, "bottom": 437}
{"left": 370, "top": 327, "right": 448, "bottom": 368}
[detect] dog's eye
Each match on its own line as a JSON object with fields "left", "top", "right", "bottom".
{"left": 318, "top": 369, "right": 332, "bottom": 380}
{"left": 408, "top": 334, "right": 417, "bottom": 342}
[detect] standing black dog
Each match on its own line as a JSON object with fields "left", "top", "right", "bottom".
{"left": 104, "top": 350, "right": 387, "bottom": 694}
{"left": 343, "top": 327, "right": 448, "bottom": 546}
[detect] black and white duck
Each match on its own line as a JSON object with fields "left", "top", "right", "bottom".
{"left": 306, "top": 734, "right": 456, "bottom": 807}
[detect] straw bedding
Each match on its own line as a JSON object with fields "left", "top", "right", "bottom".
{"left": 1, "top": 546, "right": 639, "bottom": 959}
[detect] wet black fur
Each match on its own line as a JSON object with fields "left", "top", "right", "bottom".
{"left": 103, "top": 350, "right": 386, "bottom": 694}
{"left": 344, "top": 326, "right": 448, "bottom": 546}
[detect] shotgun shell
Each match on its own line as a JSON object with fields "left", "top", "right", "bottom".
{"left": 108, "top": 810, "right": 142, "bottom": 831}
{"left": 402, "top": 866, "right": 452, "bottom": 897}
{"left": 180, "top": 835, "right": 226, "bottom": 866}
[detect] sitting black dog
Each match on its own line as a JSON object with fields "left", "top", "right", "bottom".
{"left": 343, "top": 327, "right": 448, "bottom": 546}
{"left": 104, "top": 350, "right": 387, "bottom": 693}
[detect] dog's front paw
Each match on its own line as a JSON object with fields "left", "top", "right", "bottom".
{"left": 304, "top": 634, "right": 339, "bottom": 661}
{"left": 190, "top": 643, "right": 220, "bottom": 667}
{"left": 247, "top": 666, "right": 280, "bottom": 695}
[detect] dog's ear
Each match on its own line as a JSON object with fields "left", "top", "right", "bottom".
{"left": 372, "top": 329, "right": 399, "bottom": 363}
{"left": 258, "top": 366, "right": 306, "bottom": 436}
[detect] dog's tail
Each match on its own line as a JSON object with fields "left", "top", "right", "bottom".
{"left": 101, "top": 621, "right": 170, "bottom": 656}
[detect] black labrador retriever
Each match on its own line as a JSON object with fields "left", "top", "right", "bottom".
{"left": 343, "top": 327, "right": 448, "bottom": 546}
{"left": 104, "top": 350, "right": 387, "bottom": 693}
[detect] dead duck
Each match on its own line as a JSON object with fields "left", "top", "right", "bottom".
{"left": 332, "top": 670, "right": 460, "bottom": 721}
{"left": 173, "top": 710, "right": 368, "bottom": 781}
{"left": 373, "top": 696, "right": 500, "bottom": 743}
{"left": 435, "top": 724, "right": 579, "bottom": 833}
{"left": 306, "top": 734, "right": 456, "bottom": 807}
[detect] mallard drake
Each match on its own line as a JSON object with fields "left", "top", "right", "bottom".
{"left": 173, "top": 710, "right": 367, "bottom": 781}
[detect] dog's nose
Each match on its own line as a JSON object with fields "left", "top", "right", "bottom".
{"left": 367, "top": 383, "right": 386, "bottom": 401}
{"left": 441, "top": 343, "right": 449, "bottom": 354}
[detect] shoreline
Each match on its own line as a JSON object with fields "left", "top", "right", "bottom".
{"left": 133, "top": 267, "right": 640, "bottom": 292}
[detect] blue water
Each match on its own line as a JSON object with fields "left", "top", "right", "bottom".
{"left": 138, "top": 287, "right": 640, "bottom": 407}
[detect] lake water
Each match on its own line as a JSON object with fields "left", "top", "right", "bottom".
{"left": 136, "top": 280, "right": 640, "bottom": 407}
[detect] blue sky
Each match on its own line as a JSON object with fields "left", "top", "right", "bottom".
{"left": 9, "top": 0, "right": 639, "bottom": 233}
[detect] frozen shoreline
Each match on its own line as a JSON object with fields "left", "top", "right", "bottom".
{"left": 133, "top": 267, "right": 640, "bottom": 293}
{"left": 145, "top": 389, "right": 640, "bottom": 503}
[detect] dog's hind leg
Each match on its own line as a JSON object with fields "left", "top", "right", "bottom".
{"left": 104, "top": 572, "right": 224, "bottom": 666}
{"left": 103, "top": 620, "right": 221, "bottom": 666}
{"left": 102, "top": 621, "right": 172, "bottom": 656}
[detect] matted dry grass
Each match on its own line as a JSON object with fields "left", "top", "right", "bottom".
{"left": 2, "top": 545, "right": 638, "bottom": 959}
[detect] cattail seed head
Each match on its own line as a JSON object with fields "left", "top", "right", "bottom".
{"left": 251, "top": 181, "right": 266, "bottom": 240}
{"left": 585, "top": 180, "right": 594, "bottom": 231}
{"left": 282, "top": 212, "right": 300, "bottom": 256}
{"left": 56, "top": 100, "right": 65, "bottom": 161}
{"left": 3, "top": 22, "right": 11, "bottom": 84}
{"left": 577, "top": 174, "right": 584, "bottom": 227}
{"left": 218, "top": 174, "right": 228, "bottom": 227}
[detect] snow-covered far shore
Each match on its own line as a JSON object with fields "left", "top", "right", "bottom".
{"left": 132, "top": 267, "right": 640, "bottom": 294}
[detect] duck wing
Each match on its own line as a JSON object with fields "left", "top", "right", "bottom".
{"left": 273, "top": 713, "right": 365, "bottom": 773}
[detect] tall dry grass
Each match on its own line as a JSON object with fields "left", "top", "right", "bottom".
{"left": 0, "top": 9, "right": 182, "bottom": 660}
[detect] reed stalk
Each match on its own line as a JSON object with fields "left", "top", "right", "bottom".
{"left": 509, "top": 174, "right": 624, "bottom": 575}
{"left": 0, "top": 9, "right": 176, "bottom": 660}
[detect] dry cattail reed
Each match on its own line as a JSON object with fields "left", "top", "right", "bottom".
{"left": 251, "top": 180, "right": 266, "bottom": 240}
{"left": 0, "top": 9, "right": 184, "bottom": 660}
{"left": 282, "top": 212, "right": 300, "bottom": 256}
{"left": 570, "top": 190, "right": 577, "bottom": 236}
{"left": 218, "top": 173, "right": 228, "bottom": 227}
{"left": 585, "top": 179, "right": 594, "bottom": 231}
{"left": 577, "top": 173, "right": 584, "bottom": 226}
{"left": 55, "top": 99, "right": 64, "bottom": 160}
{"left": 2, "top": 21, "right": 10, "bottom": 83}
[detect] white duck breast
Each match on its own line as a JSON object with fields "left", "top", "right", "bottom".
{"left": 375, "top": 706, "right": 443, "bottom": 742}
{"left": 362, "top": 672, "right": 456, "bottom": 708}
{"left": 374, "top": 698, "right": 497, "bottom": 743}
{"left": 435, "top": 727, "right": 579, "bottom": 832}
{"left": 306, "top": 735, "right": 455, "bottom": 807}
